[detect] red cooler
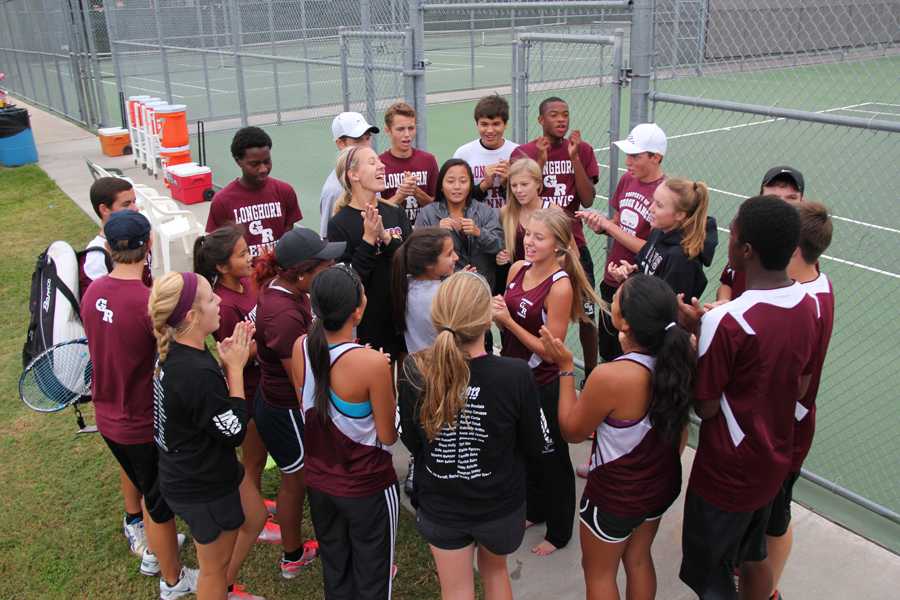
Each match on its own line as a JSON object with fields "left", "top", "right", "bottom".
{"left": 165, "top": 163, "right": 214, "bottom": 205}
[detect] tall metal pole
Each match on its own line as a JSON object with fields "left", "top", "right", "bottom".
{"left": 607, "top": 29, "right": 624, "bottom": 204}
{"left": 628, "top": 0, "right": 653, "bottom": 128}
{"left": 267, "top": 0, "right": 283, "bottom": 124}
{"left": 102, "top": 0, "right": 127, "bottom": 125}
{"left": 469, "top": 9, "right": 476, "bottom": 89}
{"left": 408, "top": 0, "right": 427, "bottom": 149}
{"left": 361, "top": 0, "right": 376, "bottom": 139}
{"left": 81, "top": 0, "right": 109, "bottom": 126}
{"left": 228, "top": 0, "right": 249, "bottom": 126}
{"left": 300, "top": 0, "right": 312, "bottom": 106}
{"left": 152, "top": 0, "right": 175, "bottom": 104}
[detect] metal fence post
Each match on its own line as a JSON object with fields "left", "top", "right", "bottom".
{"left": 361, "top": 0, "right": 377, "bottom": 135}
{"left": 228, "top": 0, "right": 250, "bottom": 126}
{"left": 469, "top": 9, "right": 476, "bottom": 89}
{"left": 301, "top": 0, "right": 312, "bottom": 106}
{"left": 408, "top": 0, "right": 427, "bottom": 149}
{"left": 103, "top": 1, "right": 127, "bottom": 125}
{"left": 607, "top": 28, "right": 624, "bottom": 204}
{"left": 152, "top": 0, "right": 175, "bottom": 105}
{"left": 511, "top": 38, "right": 528, "bottom": 144}
{"left": 267, "top": 0, "right": 283, "bottom": 124}
{"left": 340, "top": 34, "right": 351, "bottom": 112}
{"left": 80, "top": 0, "right": 109, "bottom": 126}
{"left": 629, "top": 0, "right": 653, "bottom": 128}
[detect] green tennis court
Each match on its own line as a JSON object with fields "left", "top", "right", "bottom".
{"left": 187, "top": 54, "right": 900, "bottom": 527}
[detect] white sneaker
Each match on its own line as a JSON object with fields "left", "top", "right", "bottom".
{"left": 123, "top": 516, "right": 147, "bottom": 556}
{"left": 159, "top": 567, "right": 199, "bottom": 600}
{"left": 140, "top": 534, "right": 188, "bottom": 577}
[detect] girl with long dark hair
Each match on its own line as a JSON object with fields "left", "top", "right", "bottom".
{"left": 252, "top": 227, "right": 345, "bottom": 578}
{"left": 415, "top": 158, "right": 504, "bottom": 289}
{"left": 291, "top": 265, "right": 399, "bottom": 599}
{"left": 539, "top": 274, "right": 696, "bottom": 600}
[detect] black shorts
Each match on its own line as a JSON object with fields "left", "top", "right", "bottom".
{"left": 597, "top": 280, "right": 623, "bottom": 361}
{"left": 254, "top": 391, "right": 304, "bottom": 474}
{"left": 578, "top": 245, "right": 596, "bottom": 321}
{"left": 680, "top": 491, "right": 772, "bottom": 599}
{"left": 167, "top": 487, "right": 245, "bottom": 545}
{"left": 103, "top": 436, "right": 174, "bottom": 524}
{"left": 416, "top": 503, "right": 526, "bottom": 556}
{"left": 766, "top": 471, "right": 801, "bottom": 537}
{"left": 578, "top": 494, "right": 668, "bottom": 543}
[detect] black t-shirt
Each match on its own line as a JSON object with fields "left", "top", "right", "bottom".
{"left": 634, "top": 217, "right": 718, "bottom": 300}
{"left": 398, "top": 354, "right": 547, "bottom": 524}
{"left": 154, "top": 342, "right": 247, "bottom": 503}
{"left": 327, "top": 202, "right": 412, "bottom": 355}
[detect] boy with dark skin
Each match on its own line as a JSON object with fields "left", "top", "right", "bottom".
{"left": 511, "top": 98, "right": 601, "bottom": 377}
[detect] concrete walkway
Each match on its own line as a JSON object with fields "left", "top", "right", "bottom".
{"left": 16, "top": 96, "right": 900, "bottom": 599}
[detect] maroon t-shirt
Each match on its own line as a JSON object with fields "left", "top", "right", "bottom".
{"left": 255, "top": 280, "right": 311, "bottom": 408}
{"left": 379, "top": 148, "right": 439, "bottom": 225}
{"left": 511, "top": 138, "right": 600, "bottom": 248}
{"left": 206, "top": 177, "right": 303, "bottom": 258}
{"left": 603, "top": 172, "right": 665, "bottom": 287}
{"left": 689, "top": 283, "right": 818, "bottom": 512}
{"left": 80, "top": 277, "right": 156, "bottom": 444}
{"left": 213, "top": 278, "right": 260, "bottom": 403}
{"left": 501, "top": 263, "right": 569, "bottom": 386}
{"left": 793, "top": 273, "right": 835, "bottom": 471}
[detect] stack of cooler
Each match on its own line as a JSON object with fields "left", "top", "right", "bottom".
{"left": 0, "top": 106, "right": 39, "bottom": 167}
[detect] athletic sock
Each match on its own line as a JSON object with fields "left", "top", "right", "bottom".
{"left": 283, "top": 548, "right": 304, "bottom": 562}
{"left": 125, "top": 512, "right": 143, "bottom": 525}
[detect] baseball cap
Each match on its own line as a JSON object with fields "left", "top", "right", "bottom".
{"left": 331, "top": 112, "right": 379, "bottom": 141}
{"left": 761, "top": 166, "right": 804, "bottom": 194}
{"left": 104, "top": 210, "right": 151, "bottom": 250}
{"left": 275, "top": 227, "right": 346, "bottom": 268}
{"left": 613, "top": 123, "right": 668, "bottom": 156}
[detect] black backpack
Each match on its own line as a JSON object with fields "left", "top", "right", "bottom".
{"left": 23, "top": 242, "right": 111, "bottom": 368}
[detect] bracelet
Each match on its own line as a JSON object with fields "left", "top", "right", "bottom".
{"left": 559, "top": 370, "right": 576, "bottom": 378}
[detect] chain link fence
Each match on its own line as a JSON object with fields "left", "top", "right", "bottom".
{"left": 645, "top": 0, "right": 900, "bottom": 520}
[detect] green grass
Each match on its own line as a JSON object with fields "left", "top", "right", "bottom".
{"left": 0, "top": 165, "right": 445, "bottom": 599}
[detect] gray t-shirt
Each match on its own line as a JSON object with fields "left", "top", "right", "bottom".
{"left": 404, "top": 278, "right": 442, "bottom": 353}
{"left": 319, "top": 169, "right": 343, "bottom": 237}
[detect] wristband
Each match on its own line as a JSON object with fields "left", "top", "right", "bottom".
{"left": 559, "top": 370, "right": 575, "bottom": 378}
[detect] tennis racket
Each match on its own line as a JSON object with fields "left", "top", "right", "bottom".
{"left": 19, "top": 338, "right": 92, "bottom": 413}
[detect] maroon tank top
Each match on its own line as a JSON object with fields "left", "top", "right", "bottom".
{"left": 583, "top": 353, "right": 681, "bottom": 517}
{"left": 501, "top": 262, "right": 568, "bottom": 386}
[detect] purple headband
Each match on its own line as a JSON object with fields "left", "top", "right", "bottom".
{"left": 166, "top": 272, "right": 199, "bottom": 327}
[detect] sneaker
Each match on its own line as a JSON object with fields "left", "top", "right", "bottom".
{"left": 576, "top": 462, "right": 590, "bottom": 479}
{"left": 257, "top": 517, "right": 282, "bottom": 544}
{"left": 403, "top": 458, "right": 414, "bottom": 496}
{"left": 228, "top": 583, "right": 265, "bottom": 600}
{"left": 140, "top": 534, "right": 188, "bottom": 577}
{"left": 280, "top": 540, "right": 319, "bottom": 579}
{"left": 159, "top": 567, "right": 199, "bottom": 600}
{"left": 123, "top": 516, "right": 147, "bottom": 556}
{"left": 263, "top": 499, "right": 277, "bottom": 516}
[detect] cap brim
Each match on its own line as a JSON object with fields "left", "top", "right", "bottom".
{"left": 340, "top": 125, "right": 380, "bottom": 140}
{"left": 613, "top": 139, "right": 640, "bottom": 154}
{"left": 314, "top": 241, "right": 346, "bottom": 261}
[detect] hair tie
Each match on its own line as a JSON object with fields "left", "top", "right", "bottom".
{"left": 664, "top": 321, "right": 677, "bottom": 331}
{"left": 439, "top": 326, "right": 457, "bottom": 336}
{"left": 166, "top": 272, "right": 199, "bottom": 327}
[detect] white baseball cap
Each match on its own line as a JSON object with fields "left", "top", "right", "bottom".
{"left": 331, "top": 112, "right": 379, "bottom": 141}
{"left": 613, "top": 123, "right": 667, "bottom": 156}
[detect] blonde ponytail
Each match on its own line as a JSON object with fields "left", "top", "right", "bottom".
{"left": 147, "top": 272, "right": 199, "bottom": 374}
{"left": 410, "top": 272, "right": 492, "bottom": 440}
{"left": 530, "top": 207, "right": 602, "bottom": 323}
{"left": 664, "top": 178, "right": 710, "bottom": 259}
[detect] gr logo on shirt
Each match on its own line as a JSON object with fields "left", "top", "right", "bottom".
{"left": 232, "top": 202, "right": 284, "bottom": 256}
{"left": 95, "top": 298, "right": 114, "bottom": 323}
{"left": 517, "top": 297, "right": 534, "bottom": 319}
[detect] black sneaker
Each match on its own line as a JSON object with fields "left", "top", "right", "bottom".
{"left": 403, "top": 457, "right": 414, "bottom": 496}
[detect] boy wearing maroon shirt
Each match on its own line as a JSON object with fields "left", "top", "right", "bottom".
{"left": 679, "top": 196, "right": 819, "bottom": 600}
{"left": 379, "top": 102, "right": 438, "bottom": 224}
{"left": 206, "top": 126, "right": 303, "bottom": 257}
{"left": 764, "top": 201, "right": 834, "bottom": 600}
{"left": 716, "top": 166, "right": 805, "bottom": 302}
{"left": 81, "top": 211, "right": 196, "bottom": 597}
{"left": 510, "top": 97, "right": 601, "bottom": 376}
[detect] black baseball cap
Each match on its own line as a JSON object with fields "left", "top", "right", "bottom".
{"left": 275, "top": 227, "right": 346, "bottom": 268}
{"left": 761, "top": 166, "right": 804, "bottom": 194}
{"left": 104, "top": 210, "right": 151, "bottom": 249}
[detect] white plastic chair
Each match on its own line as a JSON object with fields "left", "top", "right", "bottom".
{"left": 145, "top": 196, "right": 204, "bottom": 272}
